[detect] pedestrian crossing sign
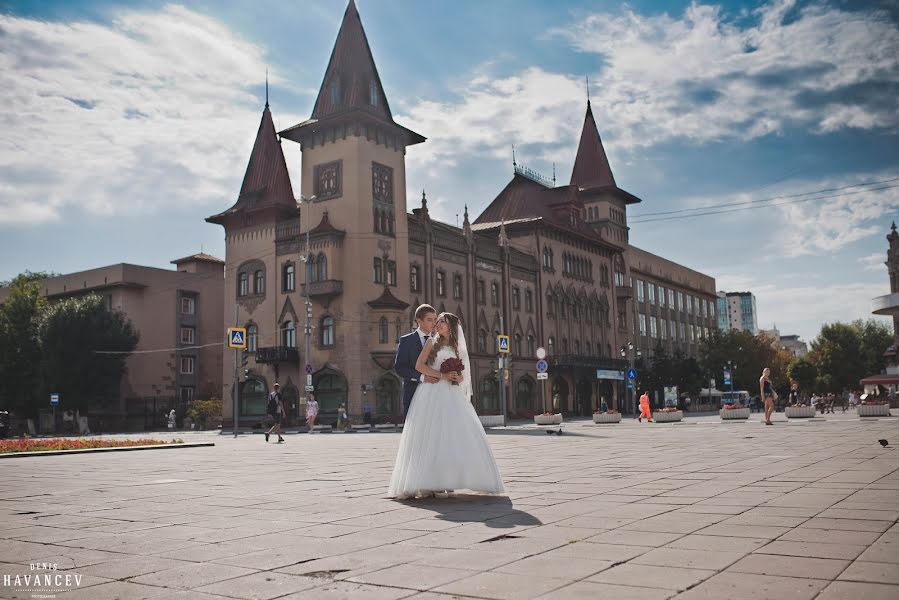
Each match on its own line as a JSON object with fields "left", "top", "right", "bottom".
{"left": 497, "top": 335, "right": 510, "bottom": 354}
{"left": 227, "top": 327, "right": 247, "bottom": 349}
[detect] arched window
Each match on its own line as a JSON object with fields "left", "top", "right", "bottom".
{"left": 478, "top": 329, "right": 487, "bottom": 353}
{"left": 410, "top": 265, "right": 421, "bottom": 292}
{"left": 376, "top": 376, "right": 400, "bottom": 415}
{"left": 479, "top": 375, "right": 499, "bottom": 412}
{"left": 493, "top": 330, "right": 500, "bottom": 353}
{"left": 386, "top": 261, "right": 397, "bottom": 286}
{"left": 543, "top": 247, "right": 552, "bottom": 269}
{"left": 574, "top": 339, "right": 581, "bottom": 355}
{"left": 585, "top": 341, "right": 592, "bottom": 357}
{"left": 321, "top": 316, "right": 335, "bottom": 347}
{"left": 548, "top": 336, "right": 555, "bottom": 355}
{"left": 562, "top": 337, "right": 569, "bottom": 353}
{"left": 238, "top": 272, "right": 249, "bottom": 297}
{"left": 253, "top": 270, "right": 265, "bottom": 295}
{"left": 280, "top": 320, "right": 296, "bottom": 347}
{"left": 239, "top": 378, "right": 267, "bottom": 416}
{"left": 388, "top": 211, "right": 395, "bottom": 235}
{"left": 491, "top": 282, "right": 499, "bottom": 306}
{"left": 373, "top": 257, "right": 383, "bottom": 283}
{"left": 283, "top": 263, "right": 295, "bottom": 292}
{"left": 514, "top": 333, "right": 522, "bottom": 357}
{"left": 317, "top": 253, "right": 328, "bottom": 281}
{"left": 453, "top": 274, "right": 463, "bottom": 299}
{"left": 516, "top": 376, "right": 536, "bottom": 411}
{"left": 246, "top": 323, "right": 258, "bottom": 352}
{"left": 527, "top": 334, "right": 535, "bottom": 357}
{"left": 436, "top": 270, "right": 446, "bottom": 297}
{"left": 378, "top": 317, "right": 389, "bottom": 344}
{"left": 313, "top": 368, "right": 347, "bottom": 414}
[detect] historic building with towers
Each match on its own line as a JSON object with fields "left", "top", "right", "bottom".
{"left": 207, "top": 0, "right": 718, "bottom": 426}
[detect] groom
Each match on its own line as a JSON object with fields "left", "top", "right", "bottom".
{"left": 395, "top": 304, "right": 439, "bottom": 415}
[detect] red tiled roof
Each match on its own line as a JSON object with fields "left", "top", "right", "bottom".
{"left": 312, "top": 0, "right": 392, "bottom": 122}
{"left": 570, "top": 100, "right": 616, "bottom": 190}
{"left": 367, "top": 286, "right": 409, "bottom": 310}
{"left": 308, "top": 211, "right": 345, "bottom": 237}
{"left": 170, "top": 252, "right": 224, "bottom": 265}
{"left": 207, "top": 104, "right": 295, "bottom": 225}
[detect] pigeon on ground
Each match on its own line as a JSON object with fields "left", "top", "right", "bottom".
{"left": 878, "top": 439, "right": 889, "bottom": 447}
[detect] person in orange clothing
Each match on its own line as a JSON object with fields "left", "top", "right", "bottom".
{"left": 638, "top": 391, "right": 654, "bottom": 422}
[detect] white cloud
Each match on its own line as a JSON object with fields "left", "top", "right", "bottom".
{"left": 0, "top": 5, "right": 303, "bottom": 226}
{"left": 859, "top": 252, "right": 887, "bottom": 272}
{"left": 397, "top": 0, "right": 899, "bottom": 176}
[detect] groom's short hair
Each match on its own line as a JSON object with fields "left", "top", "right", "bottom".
{"left": 414, "top": 304, "right": 436, "bottom": 321}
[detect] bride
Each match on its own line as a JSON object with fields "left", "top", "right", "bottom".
{"left": 388, "top": 312, "right": 505, "bottom": 499}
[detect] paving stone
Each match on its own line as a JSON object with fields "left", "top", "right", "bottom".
{"left": 585, "top": 529, "right": 683, "bottom": 547}
{"left": 432, "top": 571, "right": 569, "bottom": 599}
{"left": 347, "top": 564, "right": 474, "bottom": 591}
{"left": 665, "top": 534, "right": 769, "bottom": 554}
{"left": 856, "top": 534, "right": 899, "bottom": 563}
{"left": 630, "top": 547, "right": 746, "bottom": 570}
{"left": 728, "top": 554, "right": 850, "bottom": 579}
{"left": 534, "top": 581, "right": 675, "bottom": 599}
{"left": 755, "top": 540, "right": 867, "bottom": 561}
{"left": 838, "top": 560, "right": 899, "bottom": 585}
{"left": 673, "top": 572, "right": 829, "bottom": 599}
{"left": 493, "top": 554, "right": 613, "bottom": 579}
{"left": 587, "top": 563, "right": 716, "bottom": 591}
{"left": 195, "top": 572, "right": 321, "bottom": 599}
{"left": 54, "top": 581, "right": 169, "bottom": 599}
{"left": 130, "top": 563, "right": 257, "bottom": 590}
{"left": 779, "top": 527, "right": 882, "bottom": 546}
{"left": 276, "top": 581, "right": 414, "bottom": 599}
{"left": 815, "top": 581, "right": 899, "bottom": 600}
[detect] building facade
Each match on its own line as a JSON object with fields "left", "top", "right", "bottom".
{"left": 863, "top": 222, "right": 899, "bottom": 395}
{"left": 718, "top": 291, "right": 758, "bottom": 334}
{"left": 207, "top": 0, "right": 718, "bottom": 425}
{"left": 0, "top": 254, "right": 224, "bottom": 429}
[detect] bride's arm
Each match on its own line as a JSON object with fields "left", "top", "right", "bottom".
{"left": 415, "top": 339, "right": 446, "bottom": 380}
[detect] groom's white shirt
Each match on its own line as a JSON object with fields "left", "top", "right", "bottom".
{"left": 414, "top": 327, "right": 430, "bottom": 383}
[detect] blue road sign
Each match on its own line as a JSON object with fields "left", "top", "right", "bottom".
{"left": 305, "top": 364, "right": 313, "bottom": 375}
{"left": 50, "top": 393, "right": 59, "bottom": 406}
{"left": 627, "top": 368, "right": 638, "bottom": 380}
{"left": 627, "top": 381, "right": 633, "bottom": 390}
{"left": 536, "top": 360, "right": 548, "bottom": 373}
{"left": 723, "top": 368, "right": 732, "bottom": 386}
{"left": 497, "top": 335, "right": 510, "bottom": 353}
{"left": 227, "top": 327, "right": 247, "bottom": 349}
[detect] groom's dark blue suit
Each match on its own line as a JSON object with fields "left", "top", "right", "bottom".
{"left": 395, "top": 330, "right": 425, "bottom": 415}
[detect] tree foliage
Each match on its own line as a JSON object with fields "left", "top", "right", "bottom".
{"left": 38, "top": 294, "right": 139, "bottom": 413}
{"left": 0, "top": 275, "right": 48, "bottom": 416}
{"left": 697, "top": 329, "right": 792, "bottom": 394}
{"left": 807, "top": 319, "right": 893, "bottom": 393}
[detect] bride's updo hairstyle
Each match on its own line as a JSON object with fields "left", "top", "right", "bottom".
{"left": 429, "top": 312, "right": 461, "bottom": 364}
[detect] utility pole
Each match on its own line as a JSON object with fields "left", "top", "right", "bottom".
{"left": 498, "top": 315, "right": 506, "bottom": 426}
{"left": 233, "top": 304, "right": 239, "bottom": 438}
{"left": 300, "top": 195, "right": 316, "bottom": 398}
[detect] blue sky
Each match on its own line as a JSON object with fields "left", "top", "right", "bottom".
{"left": 1, "top": 0, "right": 897, "bottom": 345}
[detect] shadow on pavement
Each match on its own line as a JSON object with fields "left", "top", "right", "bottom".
{"left": 396, "top": 494, "right": 543, "bottom": 528}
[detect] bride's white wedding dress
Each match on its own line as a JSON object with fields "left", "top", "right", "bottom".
{"left": 388, "top": 344, "right": 505, "bottom": 499}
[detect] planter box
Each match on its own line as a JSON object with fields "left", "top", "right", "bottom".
{"left": 785, "top": 406, "right": 816, "bottom": 418}
{"left": 858, "top": 404, "right": 891, "bottom": 417}
{"left": 593, "top": 413, "right": 622, "bottom": 424}
{"left": 479, "top": 415, "right": 505, "bottom": 427}
{"left": 720, "top": 407, "right": 750, "bottom": 420}
{"left": 535, "top": 414, "right": 563, "bottom": 426}
{"left": 652, "top": 410, "right": 683, "bottom": 423}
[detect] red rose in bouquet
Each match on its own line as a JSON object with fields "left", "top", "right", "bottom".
{"left": 439, "top": 357, "right": 465, "bottom": 385}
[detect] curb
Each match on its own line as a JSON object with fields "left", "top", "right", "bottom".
{"left": 0, "top": 441, "right": 215, "bottom": 459}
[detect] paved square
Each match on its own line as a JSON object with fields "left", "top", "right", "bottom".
{"left": 1, "top": 413, "right": 898, "bottom": 599}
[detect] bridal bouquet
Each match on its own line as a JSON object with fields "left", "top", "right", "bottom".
{"left": 439, "top": 357, "right": 465, "bottom": 385}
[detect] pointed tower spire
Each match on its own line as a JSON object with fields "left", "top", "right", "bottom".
{"left": 570, "top": 100, "right": 616, "bottom": 189}
{"left": 238, "top": 104, "right": 294, "bottom": 207}
{"left": 265, "top": 68, "right": 269, "bottom": 107}
{"left": 311, "top": 0, "right": 392, "bottom": 120}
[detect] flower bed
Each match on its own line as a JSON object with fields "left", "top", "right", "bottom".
{"left": 720, "top": 404, "right": 750, "bottom": 420}
{"left": 593, "top": 412, "right": 622, "bottom": 424}
{"left": 785, "top": 405, "right": 816, "bottom": 418}
{"left": 652, "top": 409, "right": 683, "bottom": 422}
{"left": 858, "top": 403, "right": 891, "bottom": 417}
{"left": 534, "top": 413, "right": 563, "bottom": 425}
{"left": 0, "top": 438, "right": 184, "bottom": 454}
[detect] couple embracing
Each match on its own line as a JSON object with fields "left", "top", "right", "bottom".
{"left": 388, "top": 304, "right": 505, "bottom": 500}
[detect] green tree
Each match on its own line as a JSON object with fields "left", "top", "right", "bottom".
{"left": 855, "top": 319, "right": 894, "bottom": 381}
{"left": 787, "top": 357, "right": 818, "bottom": 395}
{"left": 809, "top": 322, "right": 864, "bottom": 393}
{"left": 38, "top": 294, "right": 139, "bottom": 413}
{"left": 0, "top": 274, "right": 49, "bottom": 417}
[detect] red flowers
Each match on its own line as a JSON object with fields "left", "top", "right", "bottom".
{"left": 723, "top": 403, "right": 745, "bottom": 410}
{"left": 0, "top": 438, "right": 184, "bottom": 454}
{"left": 439, "top": 357, "right": 465, "bottom": 385}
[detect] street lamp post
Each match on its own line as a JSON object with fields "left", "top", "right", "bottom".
{"left": 299, "top": 194, "right": 317, "bottom": 397}
{"left": 620, "top": 342, "right": 642, "bottom": 415}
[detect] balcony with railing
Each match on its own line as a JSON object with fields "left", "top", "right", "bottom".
{"left": 276, "top": 218, "right": 301, "bottom": 240}
{"left": 255, "top": 346, "right": 300, "bottom": 364}
{"left": 300, "top": 279, "right": 344, "bottom": 299}
{"left": 872, "top": 292, "right": 899, "bottom": 316}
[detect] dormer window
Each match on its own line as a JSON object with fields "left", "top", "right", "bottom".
{"left": 330, "top": 80, "right": 340, "bottom": 105}
{"left": 370, "top": 81, "right": 378, "bottom": 106}
{"left": 570, "top": 210, "right": 578, "bottom": 226}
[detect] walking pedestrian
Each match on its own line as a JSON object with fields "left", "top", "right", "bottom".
{"left": 167, "top": 409, "right": 176, "bottom": 430}
{"left": 336, "top": 402, "right": 348, "bottom": 430}
{"left": 265, "top": 383, "right": 285, "bottom": 443}
{"left": 638, "top": 390, "right": 653, "bottom": 423}
{"left": 306, "top": 392, "right": 319, "bottom": 434}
